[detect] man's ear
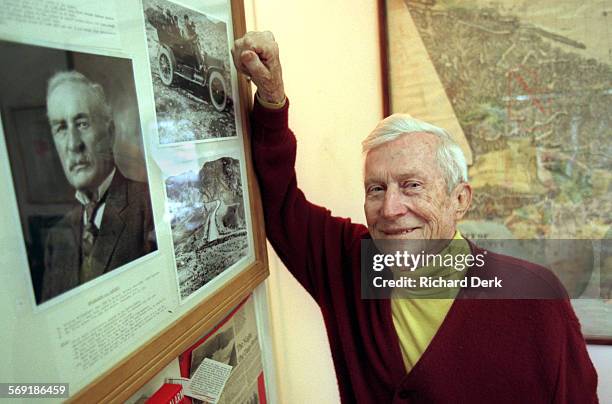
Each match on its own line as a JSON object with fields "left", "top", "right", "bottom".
{"left": 452, "top": 182, "right": 472, "bottom": 221}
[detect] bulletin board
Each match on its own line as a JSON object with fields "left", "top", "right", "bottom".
{"left": 0, "top": 0, "right": 270, "bottom": 401}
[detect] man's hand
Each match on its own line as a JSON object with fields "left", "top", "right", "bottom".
{"left": 232, "top": 31, "right": 285, "bottom": 104}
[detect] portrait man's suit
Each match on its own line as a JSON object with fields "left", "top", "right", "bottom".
{"left": 41, "top": 170, "right": 156, "bottom": 303}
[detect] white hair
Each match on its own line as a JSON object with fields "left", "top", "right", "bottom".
{"left": 362, "top": 113, "right": 468, "bottom": 193}
{"left": 46, "top": 71, "right": 113, "bottom": 123}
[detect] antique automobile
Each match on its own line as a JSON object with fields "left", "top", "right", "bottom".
{"left": 146, "top": 7, "right": 229, "bottom": 112}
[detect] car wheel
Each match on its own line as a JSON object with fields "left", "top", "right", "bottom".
{"left": 158, "top": 46, "right": 176, "bottom": 86}
{"left": 208, "top": 70, "right": 227, "bottom": 112}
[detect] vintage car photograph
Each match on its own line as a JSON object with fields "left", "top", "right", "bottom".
{"left": 143, "top": 0, "right": 237, "bottom": 144}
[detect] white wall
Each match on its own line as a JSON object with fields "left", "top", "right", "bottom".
{"left": 244, "top": 1, "right": 612, "bottom": 403}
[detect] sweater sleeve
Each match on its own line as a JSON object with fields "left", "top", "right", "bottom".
{"left": 249, "top": 98, "right": 366, "bottom": 299}
{"left": 552, "top": 299, "right": 599, "bottom": 403}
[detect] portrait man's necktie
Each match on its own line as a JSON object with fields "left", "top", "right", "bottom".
{"left": 80, "top": 192, "right": 106, "bottom": 282}
{"left": 82, "top": 201, "right": 100, "bottom": 258}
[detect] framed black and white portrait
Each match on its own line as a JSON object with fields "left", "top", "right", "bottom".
{"left": 0, "top": 40, "right": 158, "bottom": 304}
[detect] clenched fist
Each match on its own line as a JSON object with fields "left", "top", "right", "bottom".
{"left": 232, "top": 31, "right": 285, "bottom": 105}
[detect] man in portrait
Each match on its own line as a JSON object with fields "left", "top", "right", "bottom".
{"left": 41, "top": 71, "right": 156, "bottom": 303}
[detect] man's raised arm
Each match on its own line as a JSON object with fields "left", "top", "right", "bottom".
{"left": 232, "top": 32, "right": 366, "bottom": 298}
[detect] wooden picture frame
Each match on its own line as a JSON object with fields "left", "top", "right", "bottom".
{"left": 68, "top": 2, "right": 269, "bottom": 402}
{"left": 379, "top": 0, "right": 611, "bottom": 345}
{"left": 0, "top": 0, "right": 269, "bottom": 401}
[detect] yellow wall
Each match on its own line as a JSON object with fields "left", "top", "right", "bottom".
{"left": 244, "top": 0, "right": 383, "bottom": 401}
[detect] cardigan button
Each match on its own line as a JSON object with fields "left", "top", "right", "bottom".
{"left": 398, "top": 390, "right": 412, "bottom": 400}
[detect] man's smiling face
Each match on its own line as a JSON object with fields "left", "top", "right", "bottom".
{"left": 364, "top": 132, "right": 460, "bottom": 242}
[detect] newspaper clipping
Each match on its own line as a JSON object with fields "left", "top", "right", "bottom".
{"left": 180, "top": 296, "right": 265, "bottom": 404}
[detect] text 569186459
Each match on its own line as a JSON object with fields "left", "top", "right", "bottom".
{"left": 0, "top": 383, "right": 69, "bottom": 398}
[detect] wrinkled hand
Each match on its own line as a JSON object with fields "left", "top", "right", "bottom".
{"left": 232, "top": 31, "right": 285, "bottom": 104}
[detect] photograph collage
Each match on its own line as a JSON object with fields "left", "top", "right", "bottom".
{"left": 0, "top": 0, "right": 251, "bottom": 307}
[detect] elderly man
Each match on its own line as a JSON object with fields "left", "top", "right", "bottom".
{"left": 41, "top": 71, "right": 156, "bottom": 303}
{"left": 233, "top": 32, "right": 598, "bottom": 402}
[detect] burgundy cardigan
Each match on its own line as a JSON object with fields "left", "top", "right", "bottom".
{"left": 250, "top": 100, "right": 598, "bottom": 403}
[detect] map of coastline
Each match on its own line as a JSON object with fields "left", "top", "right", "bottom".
{"left": 402, "top": 0, "right": 611, "bottom": 240}
{"left": 390, "top": 0, "right": 612, "bottom": 336}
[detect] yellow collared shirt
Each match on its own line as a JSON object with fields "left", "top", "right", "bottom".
{"left": 391, "top": 232, "right": 469, "bottom": 373}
